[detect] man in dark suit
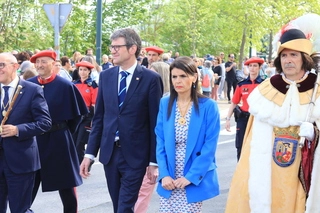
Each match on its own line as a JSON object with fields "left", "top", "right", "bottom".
{"left": 80, "top": 28, "right": 163, "bottom": 213}
{"left": 0, "top": 52, "right": 51, "bottom": 213}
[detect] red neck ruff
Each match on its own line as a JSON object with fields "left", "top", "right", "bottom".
{"left": 37, "top": 74, "right": 57, "bottom": 85}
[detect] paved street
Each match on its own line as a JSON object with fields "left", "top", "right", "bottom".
{"left": 18, "top": 100, "right": 238, "bottom": 213}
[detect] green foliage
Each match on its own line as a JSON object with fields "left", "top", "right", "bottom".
{"left": 0, "top": 0, "right": 320, "bottom": 62}
{"left": 138, "top": 0, "right": 320, "bottom": 62}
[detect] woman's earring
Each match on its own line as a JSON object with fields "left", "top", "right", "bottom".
{"left": 193, "top": 82, "right": 196, "bottom": 89}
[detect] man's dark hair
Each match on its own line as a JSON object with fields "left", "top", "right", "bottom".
{"left": 60, "top": 56, "right": 70, "bottom": 66}
{"left": 110, "top": 28, "right": 141, "bottom": 58}
{"left": 274, "top": 52, "right": 314, "bottom": 74}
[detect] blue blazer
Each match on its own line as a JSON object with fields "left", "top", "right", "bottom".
{"left": 156, "top": 96, "right": 220, "bottom": 203}
{"left": 1, "top": 80, "right": 51, "bottom": 174}
{"left": 86, "top": 65, "right": 163, "bottom": 169}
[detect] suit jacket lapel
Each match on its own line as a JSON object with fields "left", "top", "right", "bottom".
{"left": 1, "top": 80, "right": 24, "bottom": 123}
{"left": 10, "top": 81, "right": 24, "bottom": 114}
{"left": 164, "top": 101, "right": 177, "bottom": 167}
{"left": 184, "top": 102, "right": 203, "bottom": 163}
{"left": 121, "top": 65, "right": 142, "bottom": 111}
{"left": 111, "top": 67, "right": 120, "bottom": 113}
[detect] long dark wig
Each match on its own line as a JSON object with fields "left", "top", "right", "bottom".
{"left": 167, "top": 56, "right": 204, "bottom": 120}
{"left": 274, "top": 52, "right": 314, "bottom": 74}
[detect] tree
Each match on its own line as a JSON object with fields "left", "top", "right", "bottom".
{"left": 1, "top": 0, "right": 320, "bottom": 61}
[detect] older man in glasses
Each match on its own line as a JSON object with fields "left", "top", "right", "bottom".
{"left": 0, "top": 53, "right": 51, "bottom": 213}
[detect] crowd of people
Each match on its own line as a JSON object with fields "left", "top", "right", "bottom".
{"left": 1, "top": 22, "right": 320, "bottom": 213}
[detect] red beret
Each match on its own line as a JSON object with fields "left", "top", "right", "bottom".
{"left": 76, "top": 61, "right": 94, "bottom": 69}
{"left": 145, "top": 46, "right": 164, "bottom": 55}
{"left": 244, "top": 57, "right": 264, "bottom": 66}
{"left": 30, "top": 50, "right": 57, "bottom": 63}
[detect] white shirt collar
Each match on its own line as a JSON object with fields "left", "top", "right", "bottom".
{"left": 1, "top": 76, "right": 19, "bottom": 89}
{"left": 119, "top": 60, "right": 138, "bottom": 76}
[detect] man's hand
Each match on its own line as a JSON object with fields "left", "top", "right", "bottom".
{"left": 80, "top": 157, "right": 92, "bottom": 179}
{"left": 299, "top": 121, "right": 315, "bottom": 141}
{"left": 0, "top": 125, "right": 18, "bottom": 137}
{"left": 161, "top": 176, "right": 175, "bottom": 190}
{"left": 225, "top": 120, "right": 231, "bottom": 132}
{"left": 146, "top": 165, "right": 158, "bottom": 184}
{"left": 174, "top": 177, "right": 191, "bottom": 189}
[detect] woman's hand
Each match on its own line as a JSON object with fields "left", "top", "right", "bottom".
{"left": 162, "top": 176, "right": 176, "bottom": 190}
{"left": 174, "top": 177, "right": 191, "bottom": 189}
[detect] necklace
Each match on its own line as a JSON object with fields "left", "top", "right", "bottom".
{"left": 177, "top": 100, "right": 191, "bottom": 125}
{"left": 2, "top": 84, "right": 19, "bottom": 117}
{"left": 2, "top": 101, "right": 9, "bottom": 116}
{"left": 2, "top": 88, "right": 10, "bottom": 117}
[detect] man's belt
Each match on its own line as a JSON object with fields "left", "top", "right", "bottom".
{"left": 239, "top": 111, "right": 250, "bottom": 118}
{"left": 46, "top": 122, "right": 68, "bottom": 133}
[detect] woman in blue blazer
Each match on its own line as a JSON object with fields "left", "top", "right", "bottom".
{"left": 156, "top": 56, "right": 220, "bottom": 212}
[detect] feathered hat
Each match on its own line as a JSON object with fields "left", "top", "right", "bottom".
{"left": 272, "top": 13, "right": 320, "bottom": 55}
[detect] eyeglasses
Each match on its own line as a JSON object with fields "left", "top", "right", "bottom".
{"left": 230, "top": 56, "right": 234, "bottom": 58}
{"left": 109, "top": 44, "right": 131, "bottom": 52}
{"left": 0, "top": 62, "right": 14, "bottom": 69}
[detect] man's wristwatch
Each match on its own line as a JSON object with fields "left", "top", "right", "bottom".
{"left": 226, "top": 117, "right": 231, "bottom": 121}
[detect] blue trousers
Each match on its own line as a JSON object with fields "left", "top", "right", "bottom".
{"left": 236, "top": 115, "right": 250, "bottom": 161}
{"left": 104, "top": 146, "right": 146, "bottom": 213}
{"left": 0, "top": 150, "right": 35, "bottom": 213}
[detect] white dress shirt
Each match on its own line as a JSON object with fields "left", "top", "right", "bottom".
{"left": 1, "top": 76, "right": 19, "bottom": 109}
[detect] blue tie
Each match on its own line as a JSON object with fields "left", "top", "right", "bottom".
{"left": 2, "top": 86, "right": 10, "bottom": 112}
{"left": 118, "top": 71, "right": 129, "bottom": 108}
{"left": 116, "top": 71, "right": 129, "bottom": 138}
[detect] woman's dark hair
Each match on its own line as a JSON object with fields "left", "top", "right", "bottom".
{"left": 274, "top": 52, "right": 314, "bottom": 73}
{"left": 167, "top": 56, "right": 204, "bottom": 120}
{"left": 26, "top": 50, "right": 33, "bottom": 58}
{"left": 215, "top": 56, "right": 222, "bottom": 64}
{"left": 16, "top": 51, "right": 30, "bottom": 62}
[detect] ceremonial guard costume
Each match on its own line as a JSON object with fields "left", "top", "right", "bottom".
{"left": 29, "top": 74, "right": 88, "bottom": 191}
{"left": 28, "top": 50, "right": 88, "bottom": 213}
{"left": 73, "top": 61, "right": 98, "bottom": 163}
{"left": 225, "top": 15, "right": 320, "bottom": 213}
{"left": 230, "top": 57, "right": 264, "bottom": 160}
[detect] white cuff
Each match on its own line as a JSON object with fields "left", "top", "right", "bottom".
{"left": 84, "top": 154, "right": 95, "bottom": 160}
